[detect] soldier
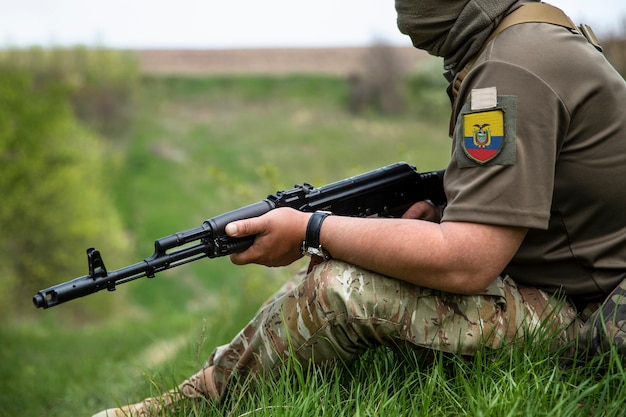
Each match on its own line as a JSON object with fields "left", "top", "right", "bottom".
{"left": 93, "top": 0, "right": 626, "bottom": 415}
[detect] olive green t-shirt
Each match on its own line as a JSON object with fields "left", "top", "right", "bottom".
{"left": 442, "top": 23, "right": 626, "bottom": 302}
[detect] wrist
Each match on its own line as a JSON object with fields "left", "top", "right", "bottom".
{"left": 301, "top": 211, "right": 333, "bottom": 260}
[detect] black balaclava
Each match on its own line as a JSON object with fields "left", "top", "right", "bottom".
{"left": 395, "top": 0, "right": 536, "bottom": 73}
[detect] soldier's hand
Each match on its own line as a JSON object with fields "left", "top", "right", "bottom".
{"left": 225, "top": 207, "right": 309, "bottom": 267}
{"left": 401, "top": 201, "right": 442, "bottom": 223}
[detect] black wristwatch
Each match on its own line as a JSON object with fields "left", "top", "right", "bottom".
{"left": 301, "top": 211, "right": 333, "bottom": 260}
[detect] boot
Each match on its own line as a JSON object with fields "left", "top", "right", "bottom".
{"left": 91, "top": 366, "right": 218, "bottom": 417}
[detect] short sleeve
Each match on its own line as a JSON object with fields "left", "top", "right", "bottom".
{"left": 442, "top": 60, "right": 569, "bottom": 230}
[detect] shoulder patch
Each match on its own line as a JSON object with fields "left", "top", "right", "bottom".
{"left": 456, "top": 95, "right": 517, "bottom": 168}
{"left": 463, "top": 109, "right": 504, "bottom": 164}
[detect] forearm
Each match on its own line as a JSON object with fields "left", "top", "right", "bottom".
{"left": 319, "top": 215, "right": 526, "bottom": 294}
{"left": 225, "top": 208, "right": 527, "bottom": 294}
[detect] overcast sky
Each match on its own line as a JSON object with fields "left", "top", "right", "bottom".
{"left": 2, "top": 0, "right": 625, "bottom": 49}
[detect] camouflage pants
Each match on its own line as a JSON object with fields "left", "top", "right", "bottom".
{"left": 204, "top": 260, "right": 585, "bottom": 398}
{"left": 577, "top": 278, "right": 626, "bottom": 357}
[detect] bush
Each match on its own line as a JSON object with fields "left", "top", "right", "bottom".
{"left": 0, "top": 66, "right": 130, "bottom": 321}
{"left": 603, "top": 38, "right": 626, "bottom": 77}
{"left": 405, "top": 57, "right": 451, "bottom": 123}
{"left": 347, "top": 43, "right": 410, "bottom": 115}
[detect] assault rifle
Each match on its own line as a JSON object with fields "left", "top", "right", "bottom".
{"left": 33, "top": 162, "right": 445, "bottom": 309}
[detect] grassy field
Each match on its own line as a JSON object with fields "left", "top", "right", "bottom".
{"left": 2, "top": 70, "right": 625, "bottom": 416}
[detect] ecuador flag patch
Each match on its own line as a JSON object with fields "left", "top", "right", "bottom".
{"left": 462, "top": 109, "right": 505, "bottom": 164}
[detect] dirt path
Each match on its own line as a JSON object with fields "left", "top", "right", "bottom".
{"left": 135, "top": 47, "right": 427, "bottom": 76}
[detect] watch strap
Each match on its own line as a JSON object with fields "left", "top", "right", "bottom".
{"left": 302, "top": 211, "right": 332, "bottom": 259}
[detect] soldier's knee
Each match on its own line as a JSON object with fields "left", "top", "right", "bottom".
{"left": 576, "top": 279, "right": 626, "bottom": 356}
{"left": 579, "top": 306, "right": 626, "bottom": 356}
{"left": 308, "top": 260, "right": 371, "bottom": 313}
{"left": 598, "top": 317, "right": 626, "bottom": 355}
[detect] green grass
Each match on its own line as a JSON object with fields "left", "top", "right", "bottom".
{"left": 105, "top": 343, "right": 626, "bottom": 417}
{"left": 2, "top": 72, "right": 624, "bottom": 416}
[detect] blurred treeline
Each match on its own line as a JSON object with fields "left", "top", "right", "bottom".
{"left": 0, "top": 48, "right": 139, "bottom": 320}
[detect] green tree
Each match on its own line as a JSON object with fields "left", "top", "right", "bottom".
{"left": 0, "top": 68, "right": 129, "bottom": 320}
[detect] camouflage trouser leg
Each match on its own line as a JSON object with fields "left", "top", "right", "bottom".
{"left": 577, "top": 278, "right": 626, "bottom": 356}
{"left": 206, "top": 260, "right": 580, "bottom": 398}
